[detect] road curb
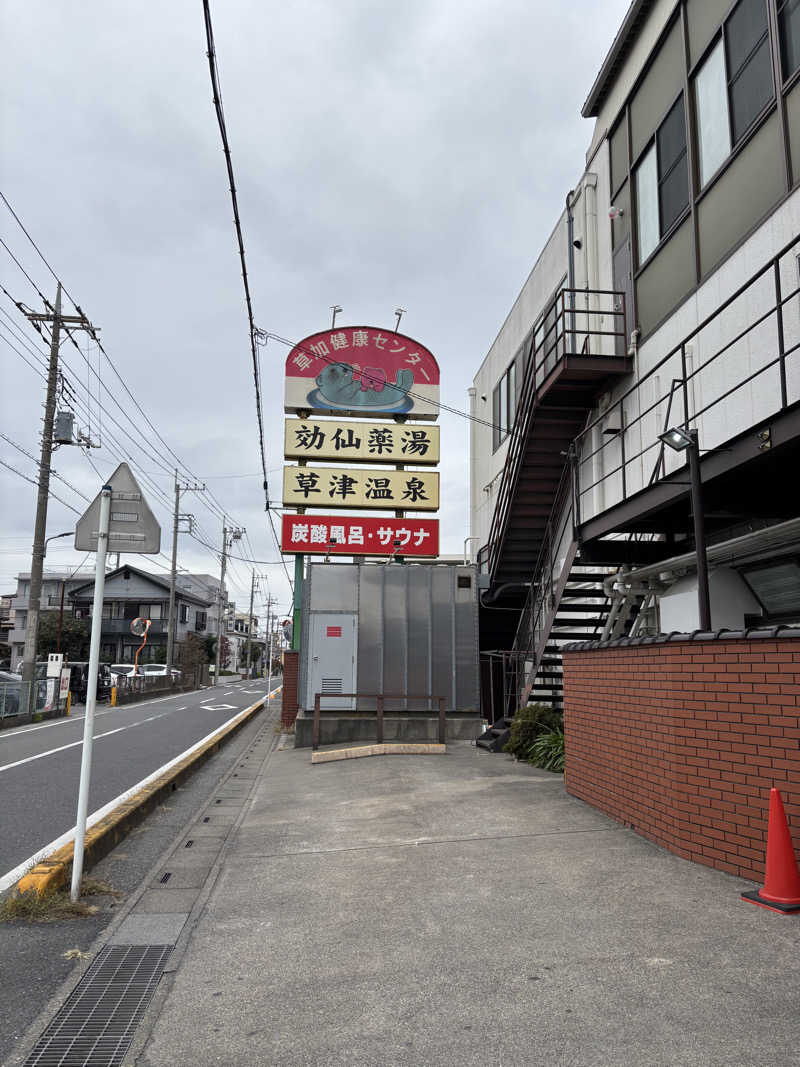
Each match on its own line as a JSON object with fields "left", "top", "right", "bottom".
{"left": 15, "top": 696, "right": 266, "bottom": 898}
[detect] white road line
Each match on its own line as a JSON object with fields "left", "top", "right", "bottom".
{"left": 0, "top": 687, "right": 198, "bottom": 739}
{"left": 0, "top": 698, "right": 264, "bottom": 893}
{"left": 0, "top": 711, "right": 174, "bottom": 773}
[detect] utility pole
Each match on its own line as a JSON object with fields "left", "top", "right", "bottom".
{"left": 166, "top": 470, "right": 204, "bottom": 668}
{"left": 245, "top": 571, "right": 256, "bottom": 679}
{"left": 21, "top": 285, "right": 95, "bottom": 713}
{"left": 214, "top": 523, "right": 243, "bottom": 684}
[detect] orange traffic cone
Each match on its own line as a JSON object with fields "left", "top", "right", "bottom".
{"left": 742, "top": 788, "right": 800, "bottom": 914}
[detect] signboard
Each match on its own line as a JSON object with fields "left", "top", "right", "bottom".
{"left": 284, "top": 418, "right": 439, "bottom": 465}
{"left": 75, "top": 463, "right": 161, "bottom": 553}
{"left": 281, "top": 514, "right": 439, "bottom": 556}
{"left": 283, "top": 466, "right": 439, "bottom": 511}
{"left": 284, "top": 326, "right": 439, "bottom": 420}
{"left": 59, "top": 668, "right": 70, "bottom": 701}
{"left": 47, "top": 652, "right": 64, "bottom": 678}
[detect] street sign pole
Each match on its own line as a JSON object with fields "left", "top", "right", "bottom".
{"left": 70, "top": 485, "right": 111, "bottom": 902}
{"left": 70, "top": 462, "right": 160, "bottom": 902}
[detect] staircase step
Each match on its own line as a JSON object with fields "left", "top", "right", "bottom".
{"left": 565, "top": 572, "right": 610, "bottom": 583}
{"left": 554, "top": 603, "right": 609, "bottom": 612}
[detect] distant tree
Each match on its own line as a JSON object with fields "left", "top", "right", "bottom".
{"left": 37, "top": 611, "right": 90, "bottom": 660}
{"left": 180, "top": 633, "right": 207, "bottom": 680}
{"left": 204, "top": 634, "right": 231, "bottom": 669}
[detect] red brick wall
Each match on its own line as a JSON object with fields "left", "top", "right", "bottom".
{"left": 281, "top": 650, "right": 300, "bottom": 730}
{"left": 562, "top": 638, "right": 800, "bottom": 881}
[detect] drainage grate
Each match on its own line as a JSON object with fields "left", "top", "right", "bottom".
{"left": 23, "top": 944, "right": 172, "bottom": 1066}
{"left": 184, "top": 839, "right": 194, "bottom": 848}
{"left": 159, "top": 872, "right": 172, "bottom": 884}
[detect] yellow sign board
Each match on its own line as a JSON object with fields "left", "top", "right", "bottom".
{"left": 283, "top": 466, "right": 439, "bottom": 511}
{"left": 284, "top": 418, "right": 439, "bottom": 465}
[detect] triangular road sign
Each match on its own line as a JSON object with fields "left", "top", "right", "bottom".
{"left": 75, "top": 462, "right": 161, "bottom": 553}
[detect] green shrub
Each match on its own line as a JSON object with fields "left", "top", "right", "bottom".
{"left": 503, "top": 703, "right": 562, "bottom": 760}
{"left": 527, "top": 729, "right": 565, "bottom": 773}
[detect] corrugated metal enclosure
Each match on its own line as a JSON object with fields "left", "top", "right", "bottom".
{"left": 299, "top": 562, "right": 479, "bottom": 713}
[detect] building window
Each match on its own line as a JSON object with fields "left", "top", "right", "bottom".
{"left": 634, "top": 94, "right": 688, "bottom": 263}
{"left": 195, "top": 611, "right": 207, "bottom": 632}
{"left": 778, "top": 0, "right": 800, "bottom": 79}
{"left": 138, "top": 603, "right": 162, "bottom": 620}
{"left": 492, "top": 360, "right": 517, "bottom": 451}
{"left": 179, "top": 604, "right": 188, "bottom": 624}
{"left": 694, "top": 0, "right": 774, "bottom": 187}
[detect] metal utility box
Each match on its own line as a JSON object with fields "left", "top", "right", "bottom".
{"left": 54, "top": 411, "right": 74, "bottom": 444}
{"left": 299, "top": 562, "right": 480, "bottom": 713}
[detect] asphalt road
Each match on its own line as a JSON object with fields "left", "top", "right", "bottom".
{"left": 0, "top": 677, "right": 280, "bottom": 884}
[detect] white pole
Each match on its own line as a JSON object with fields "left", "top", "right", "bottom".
{"left": 266, "top": 627, "right": 273, "bottom": 702}
{"left": 70, "top": 485, "right": 111, "bottom": 901}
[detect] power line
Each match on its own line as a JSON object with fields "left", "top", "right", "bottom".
{"left": 0, "top": 431, "right": 91, "bottom": 502}
{"left": 0, "top": 457, "right": 81, "bottom": 514}
{"left": 0, "top": 207, "right": 237, "bottom": 534}
{"left": 1, "top": 197, "right": 278, "bottom": 579}
{"left": 201, "top": 0, "right": 270, "bottom": 513}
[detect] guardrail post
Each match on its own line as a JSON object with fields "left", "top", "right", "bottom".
{"left": 438, "top": 696, "right": 445, "bottom": 745}
{"left": 313, "top": 693, "right": 320, "bottom": 751}
{"left": 376, "top": 694, "right": 384, "bottom": 745}
{"left": 619, "top": 400, "right": 627, "bottom": 500}
{"left": 680, "top": 343, "right": 690, "bottom": 427}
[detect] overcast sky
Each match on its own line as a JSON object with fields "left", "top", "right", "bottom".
{"left": 0, "top": 0, "right": 629, "bottom": 622}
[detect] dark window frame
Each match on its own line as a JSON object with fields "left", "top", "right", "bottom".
{"left": 491, "top": 360, "right": 518, "bottom": 453}
{"left": 632, "top": 89, "right": 691, "bottom": 269}
{"left": 777, "top": 0, "right": 800, "bottom": 82}
{"left": 690, "top": 0, "right": 776, "bottom": 191}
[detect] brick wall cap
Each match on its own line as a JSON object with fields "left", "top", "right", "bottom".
{"left": 561, "top": 624, "right": 800, "bottom": 652}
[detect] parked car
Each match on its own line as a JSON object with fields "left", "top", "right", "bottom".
{"left": 139, "top": 664, "right": 170, "bottom": 677}
{"left": 66, "top": 662, "right": 112, "bottom": 703}
{"left": 110, "top": 663, "right": 136, "bottom": 682}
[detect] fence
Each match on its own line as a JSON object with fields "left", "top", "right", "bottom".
{"left": 0, "top": 678, "right": 60, "bottom": 723}
{"left": 312, "top": 692, "right": 446, "bottom": 750}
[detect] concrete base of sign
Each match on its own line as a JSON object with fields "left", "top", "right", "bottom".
{"left": 311, "top": 742, "right": 446, "bottom": 764}
{"left": 293, "top": 710, "right": 483, "bottom": 749}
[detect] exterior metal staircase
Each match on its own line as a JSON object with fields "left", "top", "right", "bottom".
{"left": 477, "top": 289, "right": 631, "bottom": 734}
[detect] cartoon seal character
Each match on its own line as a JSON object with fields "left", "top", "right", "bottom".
{"left": 310, "top": 361, "right": 414, "bottom": 412}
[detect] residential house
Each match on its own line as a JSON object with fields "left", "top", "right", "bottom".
{"left": 8, "top": 570, "right": 96, "bottom": 666}
{"left": 68, "top": 565, "right": 224, "bottom": 664}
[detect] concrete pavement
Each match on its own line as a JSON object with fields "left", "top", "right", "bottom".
{"left": 140, "top": 737, "right": 797, "bottom": 1064}
{"left": 10, "top": 721, "right": 799, "bottom": 1066}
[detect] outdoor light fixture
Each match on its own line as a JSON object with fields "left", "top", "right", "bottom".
{"left": 658, "top": 426, "right": 694, "bottom": 452}
{"left": 656, "top": 425, "right": 711, "bottom": 630}
{"left": 43, "top": 531, "right": 72, "bottom": 557}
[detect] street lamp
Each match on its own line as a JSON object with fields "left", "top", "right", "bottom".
{"left": 43, "top": 533, "right": 73, "bottom": 654}
{"left": 658, "top": 426, "right": 711, "bottom": 630}
{"left": 43, "top": 531, "right": 71, "bottom": 557}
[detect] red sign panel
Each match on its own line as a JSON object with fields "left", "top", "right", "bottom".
{"left": 284, "top": 326, "right": 439, "bottom": 420}
{"left": 326, "top": 626, "right": 342, "bottom": 637}
{"left": 281, "top": 514, "right": 439, "bottom": 557}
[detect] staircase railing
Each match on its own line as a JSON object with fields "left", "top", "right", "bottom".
{"left": 505, "top": 463, "right": 578, "bottom": 713}
{"left": 486, "top": 288, "right": 626, "bottom": 581}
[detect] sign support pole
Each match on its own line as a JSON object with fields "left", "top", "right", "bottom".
{"left": 292, "top": 554, "right": 303, "bottom": 651}
{"left": 70, "top": 485, "right": 111, "bottom": 902}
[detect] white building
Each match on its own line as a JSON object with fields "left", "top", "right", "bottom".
{"left": 471, "top": 0, "right": 800, "bottom": 716}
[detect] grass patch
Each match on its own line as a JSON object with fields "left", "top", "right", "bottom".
{"left": 0, "top": 878, "right": 123, "bottom": 923}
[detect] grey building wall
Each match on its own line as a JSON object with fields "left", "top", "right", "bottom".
{"left": 299, "top": 562, "right": 480, "bottom": 713}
